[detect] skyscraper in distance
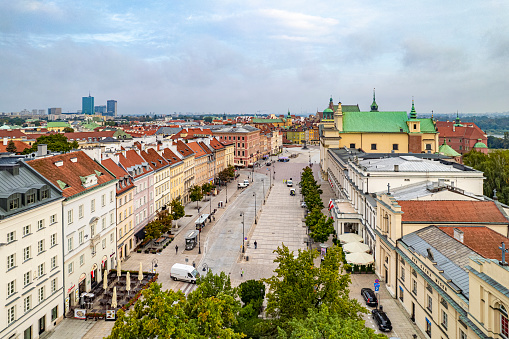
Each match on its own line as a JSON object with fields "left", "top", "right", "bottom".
{"left": 107, "top": 100, "right": 117, "bottom": 116}
{"left": 82, "top": 93, "right": 94, "bottom": 115}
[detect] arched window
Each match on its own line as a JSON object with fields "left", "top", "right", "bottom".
{"left": 501, "top": 305, "right": 508, "bottom": 338}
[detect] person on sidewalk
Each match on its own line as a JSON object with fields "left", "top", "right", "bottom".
{"left": 175, "top": 244, "right": 178, "bottom": 254}
{"left": 241, "top": 268, "right": 244, "bottom": 278}
{"left": 254, "top": 240, "right": 257, "bottom": 249}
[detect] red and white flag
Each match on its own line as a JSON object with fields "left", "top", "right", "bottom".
{"left": 328, "top": 199, "right": 334, "bottom": 211}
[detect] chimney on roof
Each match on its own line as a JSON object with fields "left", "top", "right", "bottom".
{"left": 37, "top": 144, "right": 47, "bottom": 157}
{"left": 453, "top": 228, "right": 464, "bottom": 243}
{"left": 394, "top": 164, "right": 399, "bottom": 172}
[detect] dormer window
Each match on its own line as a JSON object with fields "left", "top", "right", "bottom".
{"left": 39, "top": 186, "right": 49, "bottom": 200}
{"left": 26, "top": 192, "right": 36, "bottom": 205}
{"left": 80, "top": 174, "right": 98, "bottom": 188}
{"left": 8, "top": 194, "right": 21, "bottom": 211}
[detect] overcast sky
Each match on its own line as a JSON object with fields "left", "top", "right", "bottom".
{"left": 1, "top": 0, "right": 508, "bottom": 115}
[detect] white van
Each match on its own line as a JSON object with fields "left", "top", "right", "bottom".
{"left": 287, "top": 179, "right": 293, "bottom": 187}
{"left": 170, "top": 263, "right": 200, "bottom": 283}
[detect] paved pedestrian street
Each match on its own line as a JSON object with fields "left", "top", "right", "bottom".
{"left": 42, "top": 146, "right": 422, "bottom": 339}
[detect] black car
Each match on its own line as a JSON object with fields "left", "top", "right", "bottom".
{"left": 361, "top": 288, "right": 378, "bottom": 307}
{"left": 372, "top": 308, "right": 392, "bottom": 332}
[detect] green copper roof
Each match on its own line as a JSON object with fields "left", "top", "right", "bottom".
{"left": 342, "top": 111, "right": 409, "bottom": 133}
{"left": 47, "top": 122, "right": 70, "bottom": 128}
{"left": 416, "top": 118, "right": 437, "bottom": 133}
{"left": 473, "top": 141, "right": 487, "bottom": 148}
{"left": 333, "top": 104, "right": 360, "bottom": 112}
{"left": 410, "top": 99, "right": 417, "bottom": 119}
{"left": 323, "top": 108, "right": 333, "bottom": 113}
{"left": 252, "top": 118, "right": 284, "bottom": 123}
{"left": 370, "top": 89, "right": 379, "bottom": 112}
{"left": 439, "top": 141, "right": 460, "bottom": 157}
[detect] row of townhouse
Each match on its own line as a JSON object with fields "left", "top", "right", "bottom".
{"left": 322, "top": 146, "right": 509, "bottom": 339}
{"left": 0, "top": 135, "right": 234, "bottom": 338}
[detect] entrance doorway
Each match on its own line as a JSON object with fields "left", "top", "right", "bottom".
{"left": 384, "top": 267, "right": 388, "bottom": 284}
{"left": 24, "top": 325, "right": 32, "bottom": 339}
{"left": 411, "top": 302, "right": 415, "bottom": 322}
{"left": 38, "top": 315, "right": 46, "bottom": 335}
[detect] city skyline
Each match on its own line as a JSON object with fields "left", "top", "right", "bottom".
{"left": 0, "top": 1, "right": 508, "bottom": 115}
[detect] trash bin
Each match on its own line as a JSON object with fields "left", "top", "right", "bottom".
{"left": 245, "top": 256, "right": 249, "bottom": 261}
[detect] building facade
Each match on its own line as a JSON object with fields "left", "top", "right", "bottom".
{"left": 28, "top": 151, "right": 117, "bottom": 315}
{"left": 0, "top": 159, "right": 64, "bottom": 339}
{"left": 213, "top": 125, "right": 261, "bottom": 167}
{"left": 82, "top": 95, "right": 94, "bottom": 115}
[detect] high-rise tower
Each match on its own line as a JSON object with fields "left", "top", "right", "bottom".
{"left": 82, "top": 93, "right": 94, "bottom": 115}
{"left": 107, "top": 100, "right": 117, "bottom": 116}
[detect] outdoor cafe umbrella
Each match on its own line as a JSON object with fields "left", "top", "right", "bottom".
{"left": 345, "top": 252, "right": 375, "bottom": 265}
{"left": 338, "top": 233, "right": 363, "bottom": 244}
{"left": 126, "top": 272, "right": 131, "bottom": 295}
{"left": 138, "top": 262, "right": 143, "bottom": 282}
{"left": 343, "top": 241, "right": 370, "bottom": 253}
{"left": 103, "top": 269, "right": 108, "bottom": 290}
{"left": 117, "top": 260, "right": 122, "bottom": 280}
{"left": 111, "top": 287, "right": 117, "bottom": 309}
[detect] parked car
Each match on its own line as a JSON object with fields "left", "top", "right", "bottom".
{"left": 301, "top": 201, "right": 307, "bottom": 208}
{"left": 170, "top": 263, "right": 200, "bottom": 284}
{"left": 238, "top": 182, "right": 248, "bottom": 189}
{"left": 266, "top": 161, "right": 272, "bottom": 166}
{"left": 286, "top": 179, "right": 293, "bottom": 187}
{"left": 361, "top": 288, "right": 378, "bottom": 307}
{"left": 372, "top": 308, "right": 392, "bottom": 332}
{"left": 243, "top": 179, "right": 250, "bottom": 186}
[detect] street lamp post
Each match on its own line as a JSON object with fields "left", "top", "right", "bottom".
{"left": 262, "top": 179, "right": 265, "bottom": 204}
{"left": 225, "top": 179, "right": 228, "bottom": 204}
{"left": 151, "top": 258, "right": 158, "bottom": 273}
{"left": 240, "top": 212, "right": 245, "bottom": 253}
{"left": 198, "top": 207, "right": 201, "bottom": 254}
{"left": 253, "top": 192, "right": 257, "bottom": 224}
{"left": 251, "top": 162, "right": 254, "bottom": 183}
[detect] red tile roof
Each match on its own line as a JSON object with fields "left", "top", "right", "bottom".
{"left": 140, "top": 148, "right": 169, "bottom": 170}
{"left": 399, "top": 200, "right": 508, "bottom": 223}
{"left": 118, "top": 150, "right": 154, "bottom": 179}
{"left": 161, "top": 148, "right": 183, "bottom": 166}
{"left": 187, "top": 141, "right": 207, "bottom": 158}
{"left": 0, "top": 140, "right": 31, "bottom": 153}
{"left": 28, "top": 151, "right": 115, "bottom": 198}
{"left": 0, "top": 130, "right": 28, "bottom": 138}
{"left": 439, "top": 226, "right": 508, "bottom": 260}
{"left": 101, "top": 158, "right": 135, "bottom": 194}
{"left": 209, "top": 137, "right": 224, "bottom": 150}
{"left": 176, "top": 140, "right": 194, "bottom": 158}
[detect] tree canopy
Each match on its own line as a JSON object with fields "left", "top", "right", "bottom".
{"left": 189, "top": 185, "right": 203, "bottom": 209}
{"left": 170, "top": 197, "right": 185, "bottom": 223}
{"left": 22, "top": 133, "right": 79, "bottom": 154}
{"left": 6, "top": 140, "right": 17, "bottom": 153}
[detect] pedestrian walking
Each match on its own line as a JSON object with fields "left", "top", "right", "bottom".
{"left": 175, "top": 244, "right": 178, "bottom": 254}
{"left": 254, "top": 240, "right": 257, "bottom": 249}
{"left": 241, "top": 268, "right": 244, "bottom": 278}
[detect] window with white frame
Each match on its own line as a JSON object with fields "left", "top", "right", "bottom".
{"left": 51, "top": 278, "right": 57, "bottom": 293}
{"left": 110, "top": 233, "right": 114, "bottom": 243}
{"left": 37, "top": 219, "right": 44, "bottom": 230}
{"left": 460, "top": 329, "right": 467, "bottom": 339}
{"left": 24, "top": 295, "right": 31, "bottom": 313}
{"left": 91, "top": 199, "right": 95, "bottom": 212}
{"left": 38, "top": 286, "right": 45, "bottom": 302}
{"left": 110, "top": 190, "right": 113, "bottom": 202}
{"left": 68, "top": 262, "right": 73, "bottom": 274}
{"left": 23, "top": 224, "right": 30, "bottom": 236}
{"left": 50, "top": 214, "right": 57, "bottom": 224}
{"left": 102, "top": 238, "right": 106, "bottom": 249}
{"left": 38, "top": 263, "right": 45, "bottom": 277}
{"left": 38, "top": 240, "right": 44, "bottom": 254}
{"left": 7, "top": 253, "right": 15, "bottom": 269}
{"left": 401, "top": 267, "right": 405, "bottom": 281}
{"left": 67, "top": 237, "right": 73, "bottom": 252}
{"left": 102, "top": 194, "right": 106, "bottom": 207}
{"left": 7, "top": 231, "right": 15, "bottom": 243}
{"left": 102, "top": 218, "right": 106, "bottom": 230}
{"left": 119, "top": 228, "right": 123, "bottom": 238}
{"left": 51, "top": 233, "right": 57, "bottom": 247}
{"left": 91, "top": 224, "right": 95, "bottom": 237}
{"left": 412, "top": 279, "right": 417, "bottom": 295}
{"left": 79, "top": 230, "right": 84, "bottom": 245}
{"left": 7, "top": 280, "right": 15, "bottom": 296}
{"left": 80, "top": 254, "right": 84, "bottom": 266}
{"left": 7, "top": 305, "right": 15, "bottom": 324}
{"left": 79, "top": 204, "right": 84, "bottom": 219}
{"left": 51, "top": 255, "right": 57, "bottom": 269}
{"left": 67, "top": 209, "right": 73, "bottom": 224}
{"left": 23, "top": 246, "right": 31, "bottom": 261}
{"left": 23, "top": 271, "right": 30, "bottom": 287}
{"left": 110, "top": 212, "right": 114, "bottom": 225}
{"left": 427, "top": 295, "right": 432, "bottom": 312}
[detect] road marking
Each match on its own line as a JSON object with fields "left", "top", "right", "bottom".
{"left": 181, "top": 283, "right": 197, "bottom": 296}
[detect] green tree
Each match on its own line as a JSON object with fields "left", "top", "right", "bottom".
{"left": 170, "top": 197, "right": 185, "bottom": 227}
{"left": 309, "top": 213, "right": 334, "bottom": 243}
{"left": 202, "top": 182, "right": 216, "bottom": 195}
{"left": 279, "top": 305, "right": 386, "bottom": 339}
{"left": 22, "top": 134, "right": 79, "bottom": 154}
{"left": 204, "top": 116, "right": 213, "bottom": 123}
{"left": 63, "top": 127, "right": 74, "bottom": 133}
{"left": 6, "top": 140, "right": 17, "bottom": 153}
{"left": 144, "top": 220, "right": 164, "bottom": 241}
{"left": 189, "top": 185, "right": 203, "bottom": 209}
{"left": 238, "top": 279, "right": 265, "bottom": 306}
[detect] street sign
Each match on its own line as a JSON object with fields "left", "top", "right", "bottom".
{"left": 374, "top": 285, "right": 380, "bottom": 292}
{"left": 245, "top": 237, "right": 247, "bottom": 240}
{"left": 375, "top": 279, "right": 379, "bottom": 283}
